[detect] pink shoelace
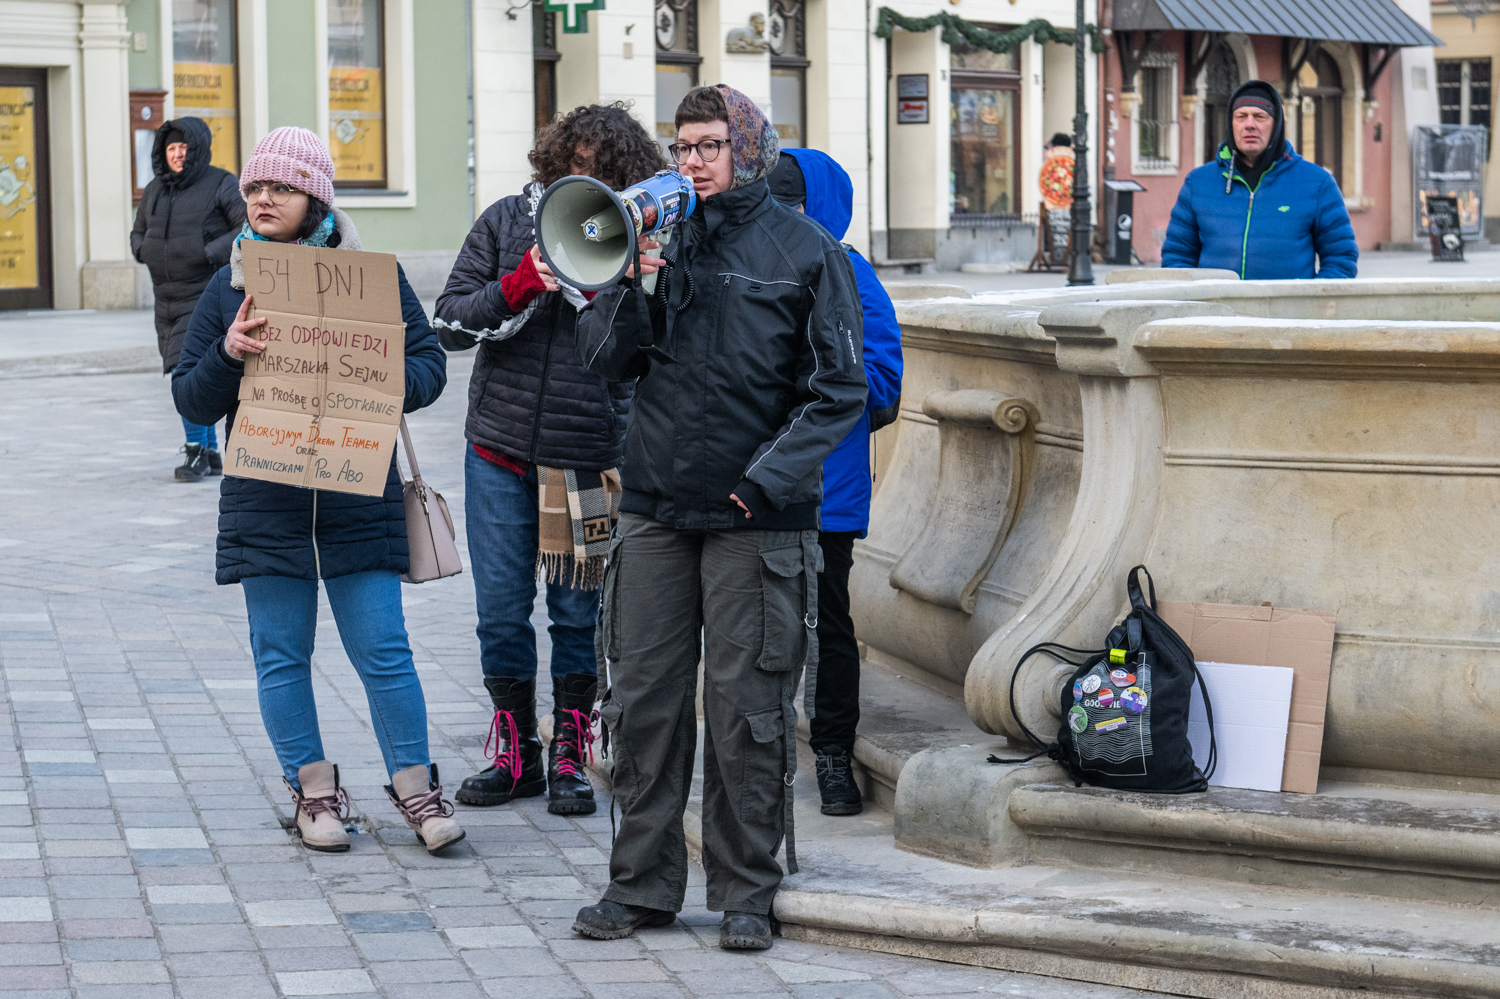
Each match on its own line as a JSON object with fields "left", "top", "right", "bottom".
{"left": 392, "top": 784, "right": 455, "bottom": 824}
{"left": 554, "top": 708, "right": 596, "bottom": 779}
{"left": 484, "top": 709, "right": 522, "bottom": 785}
{"left": 288, "top": 781, "right": 350, "bottom": 823}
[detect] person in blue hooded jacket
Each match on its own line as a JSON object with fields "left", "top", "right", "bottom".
{"left": 768, "top": 149, "right": 902, "bottom": 816}
{"left": 1161, "top": 80, "right": 1358, "bottom": 279}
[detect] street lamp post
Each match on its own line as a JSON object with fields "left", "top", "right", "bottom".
{"left": 1068, "top": 0, "right": 1095, "bottom": 285}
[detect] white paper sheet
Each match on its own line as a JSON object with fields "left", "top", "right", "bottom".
{"left": 1188, "top": 661, "right": 1295, "bottom": 793}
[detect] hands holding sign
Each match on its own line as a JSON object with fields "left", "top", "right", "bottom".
{"left": 225, "top": 296, "right": 268, "bottom": 360}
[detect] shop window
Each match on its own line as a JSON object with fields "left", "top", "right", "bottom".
{"left": 1134, "top": 53, "right": 1177, "bottom": 170}
{"left": 1201, "top": 41, "right": 1240, "bottom": 163}
{"left": 534, "top": 0, "right": 558, "bottom": 133}
{"left": 950, "top": 34, "right": 1021, "bottom": 219}
{"left": 656, "top": 0, "right": 700, "bottom": 150}
{"left": 769, "top": 0, "right": 807, "bottom": 148}
{"left": 1439, "top": 58, "right": 1492, "bottom": 153}
{"left": 1296, "top": 52, "right": 1342, "bottom": 183}
{"left": 327, "top": 0, "right": 386, "bottom": 188}
{"left": 172, "top": 0, "right": 239, "bottom": 171}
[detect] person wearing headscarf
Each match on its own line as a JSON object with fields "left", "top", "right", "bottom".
{"left": 1161, "top": 80, "right": 1357, "bottom": 278}
{"left": 766, "top": 148, "right": 902, "bottom": 819}
{"left": 573, "top": 85, "right": 866, "bottom": 951}
{"left": 131, "top": 117, "right": 247, "bottom": 481}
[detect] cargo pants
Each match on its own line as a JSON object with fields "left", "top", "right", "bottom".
{"left": 597, "top": 511, "right": 820, "bottom": 917}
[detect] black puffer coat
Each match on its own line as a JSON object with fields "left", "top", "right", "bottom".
{"left": 580, "top": 180, "right": 866, "bottom": 531}
{"left": 433, "top": 183, "right": 631, "bottom": 471}
{"left": 131, "top": 117, "right": 246, "bottom": 372}
{"left": 170, "top": 212, "right": 447, "bottom": 585}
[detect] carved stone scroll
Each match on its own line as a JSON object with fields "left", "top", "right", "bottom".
{"left": 887, "top": 390, "right": 1038, "bottom": 614}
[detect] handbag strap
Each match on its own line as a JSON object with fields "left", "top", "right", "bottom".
{"left": 398, "top": 415, "right": 422, "bottom": 481}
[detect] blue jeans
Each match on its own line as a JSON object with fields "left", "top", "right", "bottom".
{"left": 182, "top": 416, "right": 218, "bottom": 450}
{"left": 464, "top": 447, "right": 599, "bottom": 681}
{"left": 243, "top": 570, "right": 429, "bottom": 787}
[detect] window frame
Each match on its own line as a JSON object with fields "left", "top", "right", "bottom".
{"left": 315, "top": 0, "right": 416, "bottom": 208}
{"left": 1131, "top": 52, "right": 1179, "bottom": 175}
{"left": 948, "top": 31, "right": 1023, "bottom": 224}
{"left": 768, "top": 0, "right": 807, "bottom": 149}
{"left": 1438, "top": 57, "right": 1493, "bottom": 159}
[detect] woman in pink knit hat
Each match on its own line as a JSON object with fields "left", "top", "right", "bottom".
{"left": 170, "top": 127, "right": 465, "bottom": 857}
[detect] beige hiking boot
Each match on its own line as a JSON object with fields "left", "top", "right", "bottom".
{"left": 387, "top": 763, "right": 465, "bottom": 854}
{"left": 285, "top": 761, "right": 351, "bottom": 852}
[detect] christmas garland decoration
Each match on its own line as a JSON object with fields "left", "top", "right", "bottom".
{"left": 874, "top": 8, "right": 1106, "bottom": 55}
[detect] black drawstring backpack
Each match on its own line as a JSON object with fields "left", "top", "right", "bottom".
{"left": 995, "top": 566, "right": 1216, "bottom": 793}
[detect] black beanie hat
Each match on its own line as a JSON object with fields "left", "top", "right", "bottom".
{"left": 767, "top": 152, "right": 806, "bottom": 208}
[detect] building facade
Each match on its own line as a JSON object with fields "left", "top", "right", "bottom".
{"left": 1429, "top": 1, "right": 1500, "bottom": 238}
{"left": 1099, "top": 0, "right": 1442, "bottom": 264}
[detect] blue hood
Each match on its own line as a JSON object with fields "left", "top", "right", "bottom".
{"left": 781, "top": 148, "right": 852, "bottom": 241}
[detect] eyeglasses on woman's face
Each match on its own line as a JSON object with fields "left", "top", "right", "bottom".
{"left": 242, "top": 181, "right": 301, "bottom": 206}
{"left": 668, "top": 138, "right": 729, "bottom": 165}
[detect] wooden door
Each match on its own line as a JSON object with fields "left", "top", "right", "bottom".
{"left": 0, "top": 67, "right": 50, "bottom": 311}
{"left": 130, "top": 89, "right": 167, "bottom": 205}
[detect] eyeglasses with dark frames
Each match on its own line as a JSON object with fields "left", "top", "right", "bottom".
{"left": 667, "top": 138, "right": 730, "bottom": 164}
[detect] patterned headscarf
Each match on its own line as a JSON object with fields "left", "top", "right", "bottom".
{"left": 712, "top": 85, "right": 780, "bottom": 189}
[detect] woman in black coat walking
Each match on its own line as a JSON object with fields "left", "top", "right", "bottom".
{"left": 172, "top": 126, "right": 463, "bottom": 858}
{"left": 131, "top": 116, "right": 246, "bottom": 482}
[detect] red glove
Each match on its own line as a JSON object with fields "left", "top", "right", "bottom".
{"left": 500, "top": 250, "right": 548, "bottom": 312}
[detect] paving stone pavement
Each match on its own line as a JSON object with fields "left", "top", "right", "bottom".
{"left": 0, "top": 333, "right": 1168, "bottom": 998}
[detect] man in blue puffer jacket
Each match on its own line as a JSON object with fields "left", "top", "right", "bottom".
{"left": 768, "top": 149, "right": 902, "bottom": 816}
{"left": 1162, "top": 80, "right": 1358, "bottom": 279}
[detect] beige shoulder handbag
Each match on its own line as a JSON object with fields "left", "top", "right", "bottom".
{"left": 398, "top": 416, "right": 463, "bottom": 583}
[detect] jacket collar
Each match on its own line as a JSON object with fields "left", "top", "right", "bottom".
{"left": 699, "top": 179, "right": 773, "bottom": 236}
{"left": 229, "top": 208, "right": 362, "bottom": 290}
{"left": 1216, "top": 139, "right": 1299, "bottom": 183}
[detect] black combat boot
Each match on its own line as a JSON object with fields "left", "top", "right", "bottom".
{"left": 174, "top": 444, "right": 210, "bottom": 482}
{"left": 456, "top": 676, "right": 546, "bottom": 806}
{"left": 548, "top": 673, "right": 598, "bottom": 815}
{"left": 814, "top": 746, "right": 863, "bottom": 815}
{"left": 573, "top": 898, "right": 676, "bottom": 940}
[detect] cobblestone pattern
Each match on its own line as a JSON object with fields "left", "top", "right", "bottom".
{"left": 0, "top": 351, "right": 1160, "bottom": 998}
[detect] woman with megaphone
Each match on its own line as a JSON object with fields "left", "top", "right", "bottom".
{"left": 433, "top": 103, "right": 666, "bottom": 818}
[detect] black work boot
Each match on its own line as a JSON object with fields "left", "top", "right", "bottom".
{"left": 174, "top": 444, "right": 209, "bottom": 482}
{"left": 815, "top": 746, "right": 863, "bottom": 816}
{"left": 573, "top": 898, "right": 676, "bottom": 940}
{"left": 720, "top": 911, "right": 773, "bottom": 950}
{"left": 456, "top": 676, "right": 546, "bottom": 806}
{"left": 205, "top": 449, "right": 223, "bottom": 476}
{"left": 548, "top": 673, "right": 598, "bottom": 816}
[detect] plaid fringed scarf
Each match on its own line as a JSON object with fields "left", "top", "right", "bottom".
{"left": 537, "top": 466, "right": 621, "bottom": 590}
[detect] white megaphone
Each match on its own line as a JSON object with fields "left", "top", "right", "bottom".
{"left": 535, "top": 171, "right": 697, "bottom": 292}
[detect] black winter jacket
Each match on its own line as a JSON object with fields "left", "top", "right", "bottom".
{"left": 131, "top": 117, "right": 247, "bottom": 372}
{"left": 580, "top": 180, "right": 866, "bottom": 531}
{"left": 434, "top": 183, "right": 631, "bottom": 471}
{"left": 171, "top": 212, "right": 447, "bottom": 585}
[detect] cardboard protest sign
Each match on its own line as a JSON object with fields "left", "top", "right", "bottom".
{"left": 1158, "top": 601, "right": 1336, "bottom": 794}
{"left": 229, "top": 240, "right": 404, "bottom": 498}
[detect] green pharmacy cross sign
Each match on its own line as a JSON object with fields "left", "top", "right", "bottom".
{"left": 545, "top": 0, "right": 605, "bottom": 33}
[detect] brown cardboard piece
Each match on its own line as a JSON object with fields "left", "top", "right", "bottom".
{"left": 1157, "top": 601, "right": 1336, "bottom": 794}
{"left": 228, "top": 242, "right": 404, "bottom": 497}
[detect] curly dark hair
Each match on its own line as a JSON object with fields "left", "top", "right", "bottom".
{"left": 530, "top": 101, "right": 668, "bottom": 191}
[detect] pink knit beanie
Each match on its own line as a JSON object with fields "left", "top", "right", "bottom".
{"left": 240, "top": 126, "right": 336, "bottom": 205}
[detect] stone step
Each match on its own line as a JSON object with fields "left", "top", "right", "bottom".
{"left": 795, "top": 651, "right": 980, "bottom": 811}
{"left": 773, "top": 802, "right": 1500, "bottom": 999}
{"left": 1009, "top": 779, "right": 1500, "bottom": 906}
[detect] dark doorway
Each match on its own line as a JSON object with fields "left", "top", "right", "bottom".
{"left": 533, "top": 0, "right": 558, "bottom": 134}
{"left": 0, "top": 67, "right": 51, "bottom": 311}
{"left": 1201, "top": 41, "right": 1240, "bottom": 163}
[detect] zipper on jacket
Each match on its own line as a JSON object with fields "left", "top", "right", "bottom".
{"left": 1240, "top": 191, "right": 1255, "bottom": 278}
{"left": 526, "top": 298, "right": 560, "bottom": 462}
{"left": 311, "top": 491, "right": 323, "bottom": 579}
